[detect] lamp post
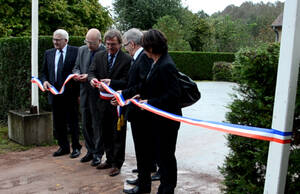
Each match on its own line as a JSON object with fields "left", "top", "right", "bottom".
{"left": 31, "top": 0, "right": 39, "bottom": 114}
{"left": 264, "top": 0, "right": 300, "bottom": 193}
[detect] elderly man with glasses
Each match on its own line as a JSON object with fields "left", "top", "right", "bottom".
{"left": 73, "top": 28, "right": 106, "bottom": 167}
{"left": 41, "top": 29, "right": 81, "bottom": 158}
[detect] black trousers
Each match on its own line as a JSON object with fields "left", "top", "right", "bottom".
{"left": 153, "top": 116, "right": 180, "bottom": 194}
{"left": 131, "top": 112, "right": 179, "bottom": 193}
{"left": 98, "top": 101, "right": 127, "bottom": 168}
{"left": 52, "top": 94, "right": 81, "bottom": 151}
{"left": 81, "top": 89, "right": 104, "bottom": 157}
{"left": 130, "top": 110, "right": 153, "bottom": 189}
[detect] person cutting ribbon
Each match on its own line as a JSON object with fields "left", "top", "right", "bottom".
{"left": 88, "top": 29, "right": 131, "bottom": 177}
{"left": 40, "top": 29, "right": 82, "bottom": 159}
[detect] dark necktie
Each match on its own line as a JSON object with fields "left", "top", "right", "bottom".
{"left": 89, "top": 51, "right": 95, "bottom": 66}
{"left": 108, "top": 54, "right": 115, "bottom": 73}
{"left": 57, "top": 49, "right": 64, "bottom": 85}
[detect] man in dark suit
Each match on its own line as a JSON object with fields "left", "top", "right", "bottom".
{"left": 41, "top": 29, "right": 81, "bottom": 158}
{"left": 116, "top": 28, "right": 157, "bottom": 194}
{"left": 88, "top": 29, "right": 131, "bottom": 177}
{"left": 73, "top": 28, "right": 105, "bottom": 166}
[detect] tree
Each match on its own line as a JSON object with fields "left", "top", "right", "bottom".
{"left": 211, "top": 16, "right": 251, "bottom": 52}
{"left": 153, "top": 15, "right": 190, "bottom": 51}
{"left": 0, "top": 0, "right": 113, "bottom": 37}
{"left": 113, "top": 0, "right": 182, "bottom": 31}
{"left": 176, "top": 8, "right": 211, "bottom": 51}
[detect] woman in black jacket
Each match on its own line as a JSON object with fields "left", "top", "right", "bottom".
{"left": 136, "top": 29, "right": 182, "bottom": 194}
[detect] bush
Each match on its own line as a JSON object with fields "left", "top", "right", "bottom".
{"left": 0, "top": 36, "right": 84, "bottom": 122}
{"left": 220, "top": 42, "right": 300, "bottom": 193}
{"left": 212, "top": 61, "right": 233, "bottom": 81}
{"left": 169, "top": 51, "right": 235, "bottom": 80}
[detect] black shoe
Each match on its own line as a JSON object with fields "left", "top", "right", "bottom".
{"left": 91, "top": 156, "right": 102, "bottom": 166}
{"left": 70, "top": 149, "right": 81, "bottom": 158}
{"left": 80, "top": 153, "right": 93, "bottom": 163}
{"left": 53, "top": 148, "right": 70, "bottom": 157}
{"left": 132, "top": 168, "right": 138, "bottom": 173}
{"left": 151, "top": 171, "right": 160, "bottom": 181}
{"left": 123, "top": 186, "right": 151, "bottom": 194}
{"left": 126, "top": 178, "right": 139, "bottom": 185}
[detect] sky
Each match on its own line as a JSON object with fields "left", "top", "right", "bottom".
{"left": 99, "top": 0, "right": 285, "bottom": 15}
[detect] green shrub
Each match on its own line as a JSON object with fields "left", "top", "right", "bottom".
{"left": 212, "top": 61, "right": 233, "bottom": 81}
{"left": 220, "top": 42, "right": 300, "bottom": 193}
{"left": 0, "top": 36, "right": 84, "bottom": 122}
{"left": 169, "top": 51, "right": 235, "bottom": 80}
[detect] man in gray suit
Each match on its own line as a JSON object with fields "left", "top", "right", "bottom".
{"left": 73, "top": 28, "right": 105, "bottom": 166}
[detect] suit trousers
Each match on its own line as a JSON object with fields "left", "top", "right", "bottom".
{"left": 153, "top": 116, "right": 180, "bottom": 194}
{"left": 81, "top": 89, "right": 104, "bottom": 157}
{"left": 130, "top": 110, "right": 153, "bottom": 189}
{"left": 52, "top": 94, "right": 81, "bottom": 151}
{"left": 98, "top": 100, "right": 127, "bottom": 169}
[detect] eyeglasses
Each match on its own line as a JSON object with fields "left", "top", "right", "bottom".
{"left": 53, "top": 38, "right": 63, "bottom": 42}
{"left": 122, "top": 42, "right": 130, "bottom": 47}
{"left": 84, "top": 40, "right": 98, "bottom": 46}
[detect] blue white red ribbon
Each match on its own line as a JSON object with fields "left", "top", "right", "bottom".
{"left": 95, "top": 80, "right": 292, "bottom": 144}
{"left": 31, "top": 74, "right": 77, "bottom": 95}
{"left": 31, "top": 74, "right": 292, "bottom": 144}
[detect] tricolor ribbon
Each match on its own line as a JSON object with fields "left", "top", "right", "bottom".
{"left": 31, "top": 74, "right": 77, "bottom": 95}
{"left": 95, "top": 81, "right": 292, "bottom": 144}
{"left": 31, "top": 74, "right": 292, "bottom": 144}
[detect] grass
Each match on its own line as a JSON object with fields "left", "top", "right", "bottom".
{"left": 0, "top": 123, "right": 84, "bottom": 155}
{"left": 0, "top": 123, "right": 56, "bottom": 154}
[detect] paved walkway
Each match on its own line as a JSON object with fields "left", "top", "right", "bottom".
{"left": 0, "top": 81, "right": 237, "bottom": 194}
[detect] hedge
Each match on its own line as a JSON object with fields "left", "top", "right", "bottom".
{"left": 169, "top": 51, "right": 235, "bottom": 80}
{"left": 0, "top": 36, "right": 234, "bottom": 122}
{"left": 0, "top": 36, "right": 85, "bottom": 122}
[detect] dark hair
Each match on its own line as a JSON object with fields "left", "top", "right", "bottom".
{"left": 104, "top": 29, "right": 122, "bottom": 44}
{"left": 142, "top": 29, "right": 168, "bottom": 54}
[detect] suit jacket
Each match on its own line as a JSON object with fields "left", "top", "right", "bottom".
{"left": 122, "top": 50, "right": 152, "bottom": 121}
{"left": 41, "top": 45, "right": 79, "bottom": 104}
{"left": 88, "top": 49, "right": 131, "bottom": 112}
{"left": 141, "top": 52, "right": 182, "bottom": 116}
{"left": 73, "top": 44, "right": 105, "bottom": 108}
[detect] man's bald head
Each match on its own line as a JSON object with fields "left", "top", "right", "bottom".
{"left": 85, "top": 28, "right": 102, "bottom": 51}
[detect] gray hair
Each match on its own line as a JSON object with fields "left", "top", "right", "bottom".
{"left": 53, "top": 29, "right": 69, "bottom": 41}
{"left": 104, "top": 29, "right": 122, "bottom": 44}
{"left": 123, "top": 28, "right": 143, "bottom": 45}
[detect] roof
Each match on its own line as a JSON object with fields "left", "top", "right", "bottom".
{"left": 272, "top": 13, "right": 283, "bottom": 27}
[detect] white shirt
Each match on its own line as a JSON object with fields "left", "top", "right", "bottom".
{"left": 133, "top": 47, "right": 144, "bottom": 61}
{"left": 55, "top": 45, "right": 67, "bottom": 81}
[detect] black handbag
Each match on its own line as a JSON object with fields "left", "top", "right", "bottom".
{"left": 178, "top": 72, "right": 201, "bottom": 108}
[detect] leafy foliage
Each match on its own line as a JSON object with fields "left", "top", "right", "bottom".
{"left": 221, "top": 43, "right": 300, "bottom": 193}
{"left": 113, "top": 0, "right": 182, "bottom": 31}
{"left": 153, "top": 15, "right": 190, "bottom": 51}
{"left": 212, "top": 61, "right": 233, "bottom": 81}
{"left": 169, "top": 51, "right": 235, "bottom": 80}
{"left": 176, "top": 8, "right": 212, "bottom": 51}
{"left": 0, "top": 0, "right": 112, "bottom": 37}
{"left": 208, "top": 1, "right": 284, "bottom": 52}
